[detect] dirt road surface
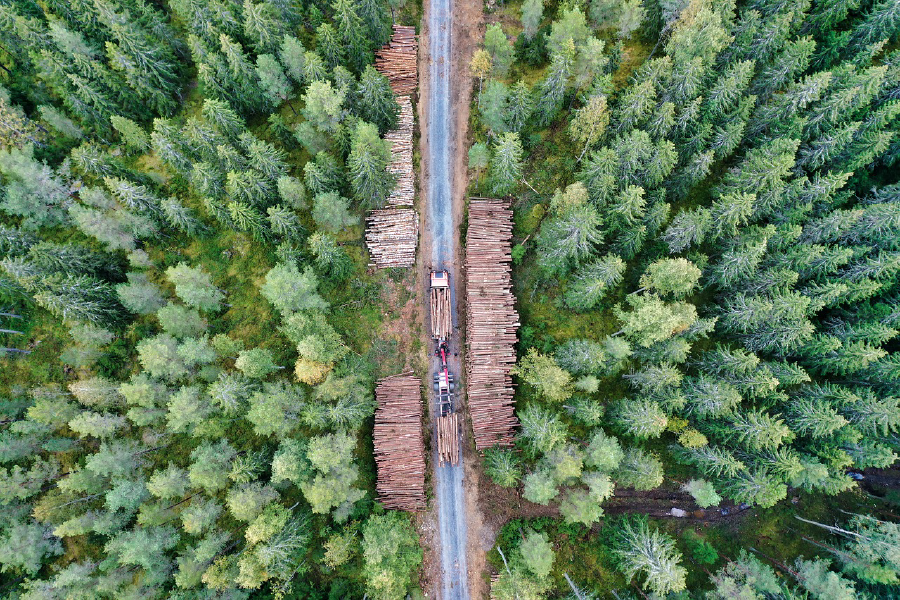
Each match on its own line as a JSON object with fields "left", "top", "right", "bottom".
{"left": 421, "top": 0, "right": 469, "bottom": 596}
{"left": 418, "top": 0, "right": 486, "bottom": 592}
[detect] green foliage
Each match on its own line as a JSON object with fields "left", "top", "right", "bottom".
{"left": 0, "top": 147, "right": 71, "bottom": 230}
{"left": 302, "top": 432, "right": 365, "bottom": 518}
{"left": 490, "top": 132, "right": 524, "bottom": 196}
{"left": 523, "top": 467, "right": 558, "bottom": 505}
{"left": 683, "top": 530, "right": 719, "bottom": 565}
{"left": 361, "top": 512, "right": 423, "bottom": 600}
{"left": 0, "top": 520, "right": 63, "bottom": 575}
{"left": 484, "top": 446, "right": 523, "bottom": 487}
{"left": 348, "top": 120, "right": 394, "bottom": 208}
{"left": 615, "top": 447, "right": 663, "bottom": 490}
{"left": 165, "top": 263, "right": 223, "bottom": 312}
{"left": 535, "top": 188, "right": 603, "bottom": 277}
{"left": 5, "top": 0, "right": 900, "bottom": 593}
{"left": 312, "top": 191, "right": 357, "bottom": 233}
{"left": 611, "top": 516, "right": 686, "bottom": 596}
{"left": 116, "top": 273, "right": 165, "bottom": 315}
{"left": 235, "top": 348, "right": 279, "bottom": 379}
{"left": 513, "top": 348, "right": 573, "bottom": 402}
{"left": 638, "top": 258, "right": 701, "bottom": 298}
{"left": 519, "top": 531, "right": 554, "bottom": 578}
{"left": 682, "top": 478, "right": 721, "bottom": 508}
{"left": 614, "top": 294, "right": 697, "bottom": 348}
{"left": 156, "top": 302, "right": 206, "bottom": 338}
{"left": 260, "top": 262, "right": 328, "bottom": 315}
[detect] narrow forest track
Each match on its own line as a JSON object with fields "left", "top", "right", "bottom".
{"left": 421, "top": 0, "right": 470, "bottom": 596}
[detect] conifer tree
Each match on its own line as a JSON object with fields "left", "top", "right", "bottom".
{"left": 489, "top": 132, "right": 524, "bottom": 196}
{"left": 347, "top": 121, "right": 394, "bottom": 208}
{"left": 332, "top": 0, "right": 370, "bottom": 72}
{"left": 612, "top": 516, "right": 686, "bottom": 595}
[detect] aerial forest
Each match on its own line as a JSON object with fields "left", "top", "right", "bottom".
{"left": 1, "top": 0, "right": 900, "bottom": 597}
{"left": 469, "top": 0, "right": 900, "bottom": 597}
{"left": 0, "top": 0, "right": 423, "bottom": 597}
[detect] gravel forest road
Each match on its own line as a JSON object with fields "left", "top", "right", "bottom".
{"left": 424, "top": 0, "right": 470, "bottom": 596}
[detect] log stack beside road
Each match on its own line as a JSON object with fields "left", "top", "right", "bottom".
{"left": 385, "top": 97, "right": 415, "bottom": 208}
{"left": 365, "top": 208, "right": 418, "bottom": 268}
{"left": 374, "top": 374, "right": 426, "bottom": 511}
{"left": 465, "top": 198, "right": 520, "bottom": 450}
{"left": 367, "top": 27, "right": 419, "bottom": 268}
{"left": 375, "top": 25, "right": 418, "bottom": 96}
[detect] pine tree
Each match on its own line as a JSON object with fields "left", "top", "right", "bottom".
{"left": 850, "top": 0, "right": 900, "bottom": 51}
{"left": 277, "top": 34, "right": 306, "bottom": 85}
{"left": 569, "top": 94, "right": 609, "bottom": 161}
{"left": 347, "top": 121, "right": 394, "bottom": 208}
{"left": 612, "top": 516, "right": 686, "bottom": 595}
{"left": 535, "top": 203, "right": 603, "bottom": 277}
{"left": 479, "top": 80, "right": 509, "bottom": 133}
{"left": 521, "top": 0, "right": 544, "bottom": 39}
{"left": 484, "top": 24, "right": 514, "bottom": 78}
{"left": 564, "top": 254, "right": 625, "bottom": 310}
{"left": 354, "top": 0, "right": 391, "bottom": 47}
{"left": 610, "top": 398, "right": 668, "bottom": 439}
{"left": 161, "top": 198, "right": 202, "bottom": 235}
{"left": 308, "top": 233, "right": 353, "bottom": 282}
{"left": 513, "top": 348, "right": 573, "bottom": 403}
{"left": 489, "top": 132, "right": 524, "bottom": 196}
{"left": 506, "top": 81, "right": 534, "bottom": 133}
{"left": 726, "top": 468, "right": 788, "bottom": 508}
{"left": 256, "top": 54, "right": 293, "bottom": 110}
{"left": 219, "top": 34, "right": 266, "bottom": 112}
{"left": 534, "top": 40, "right": 575, "bottom": 126}
{"left": 165, "top": 263, "right": 223, "bottom": 312}
{"left": 243, "top": 0, "right": 282, "bottom": 54}
{"left": 332, "top": 0, "right": 370, "bottom": 72}
{"left": 355, "top": 66, "right": 399, "bottom": 133}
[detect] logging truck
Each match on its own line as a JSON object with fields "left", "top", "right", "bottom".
{"left": 430, "top": 271, "right": 454, "bottom": 417}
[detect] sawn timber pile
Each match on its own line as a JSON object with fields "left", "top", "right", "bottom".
{"left": 374, "top": 25, "right": 418, "bottom": 96}
{"left": 374, "top": 374, "right": 426, "bottom": 511}
{"left": 465, "top": 198, "right": 520, "bottom": 450}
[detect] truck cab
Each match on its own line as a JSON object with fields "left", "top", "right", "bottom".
{"left": 430, "top": 270, "right": 449, "bottom": 289}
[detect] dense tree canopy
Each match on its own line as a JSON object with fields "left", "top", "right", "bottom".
{"left": 476, "top": 0, "right": 900, "bottom": 596}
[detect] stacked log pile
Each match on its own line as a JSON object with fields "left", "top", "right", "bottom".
{"left": 437, "top": 413, "right": 459, "bottom": 466}
{"left": 465, "top": 198, "right": 520, "bottom": 450}
{"left": 385, "top": 97, "right": 414, "bottom": 207}
{"left": 366, "top": 26, "right": 418, "bottom": 268}
{"left": 430, "top": 286, "right": 451, "bottom": 340}
{"left": 374, "top": 374, "right": 426, "bottom": 511}
{"left": 366, "top": 208, "right": 418, "bottom": 267}
{"left": 375, "top": 25, "right": 418, "bottom": 96}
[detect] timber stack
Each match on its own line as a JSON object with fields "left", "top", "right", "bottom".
{"left": 374, "top": 25, "right": 418, "bottom": 96}
{"left": 465, "top": 198, "right": 520, "bottom": 450}
{"left": 366, "top": 208, "right": 418, "bottom": 267}
{"left": 374, "top": 374, "right": 426, "bottom": 511}
{"left": 437, "top": 413, "right": 459, "bottom": 466}
{"left": 367, "top": 26, "right": 418, "bottom": 267}
{"left": 385, "top": 97, "right": 415, "bottom": 207}
{"left": 430, "top": 284, "right": 451, "bottom": 340}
